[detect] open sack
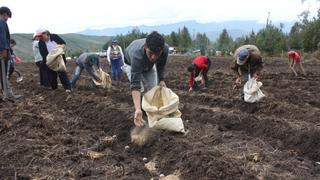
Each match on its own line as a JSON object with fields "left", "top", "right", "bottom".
{"left": 142, "top": 86, "right": 185, "bottom": 133}
{"left": 243, "top": 78, "right": 265, "bottom": 103}
{"left": 46, "top": 47, "right": 66, "bottom": 72}
{"left": 92, "top": 68, "right": 112, "bottom": 89}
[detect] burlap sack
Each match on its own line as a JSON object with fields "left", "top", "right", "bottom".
{"left": 46, "top": 47, "right": 66, "bottom": 72}
{"left": 142, "top": 86, "right": 185, "bottom": 133}
{"left": 93, "top": 68, "right": 112, "bottom": 89}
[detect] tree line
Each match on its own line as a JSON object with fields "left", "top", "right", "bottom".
{"left": 103, "top": 8, "right": 320, "bottom": 56}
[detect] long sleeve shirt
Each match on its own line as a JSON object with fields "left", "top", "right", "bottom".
{"left": 106, "top": 45, "right": 124, "bottom": 64}
{"left": 0, "top": 18, "right": 10, "bottom": 58}
{"left": 124, "top": 38, "right": 169, "bottom": 90}
{"left": 39, "top": 34, "right": 66, "bottom": 63}
{"left": 188, "top": 56, "right": 210, "bottom": 88}
{"left": 32, "top": 40, "right": 42, "bottom": 63}
{"left": 76, "top": 53, "right": 100, "bottom": 81}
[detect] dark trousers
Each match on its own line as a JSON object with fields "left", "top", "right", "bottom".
{"left": 0, "top": 57, "right": 9, "bottom": 89}
{"left": 47, "top": 68, "right": 71, "bottom": 90}
{"left": 36, "top": 62, "right": 50, "bottom": 87}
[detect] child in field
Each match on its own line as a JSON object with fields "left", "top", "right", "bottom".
{"left": 9, "top": 39, "right": 23, "bottom": 82}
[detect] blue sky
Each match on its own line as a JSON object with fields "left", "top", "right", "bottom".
{"left": 2, "top": 0, "right": 319, "bottom": 33}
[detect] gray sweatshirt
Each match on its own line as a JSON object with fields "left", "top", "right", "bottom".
{"left": 76, "top": 53, "right": 100, "bottom": 80}
{"left": 124, "top": 39, "right": 169, "bottom": 90}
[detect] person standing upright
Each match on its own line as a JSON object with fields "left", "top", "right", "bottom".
{"left": 38, "top": 29, "right": 71, "bottom": 92}
{"left": 107, "top": 38, "right": 124, "bottom": 81}
{"left": 0, "top": 6, "right": 21, "bottom": 100}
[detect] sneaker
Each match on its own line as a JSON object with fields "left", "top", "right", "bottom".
{"left": 65, "top": 89, "right": 71, "bottom": 93}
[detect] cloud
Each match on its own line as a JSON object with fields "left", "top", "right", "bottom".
{"left": 2, "top": 0, "right": 319, "bottom": 33}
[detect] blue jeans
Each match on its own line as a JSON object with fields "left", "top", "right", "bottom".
{"left": 70, "top": 65, "right": 83, "bottom": 88}
{"left": 111, "top": 58, "right": 122, "bottom": 81}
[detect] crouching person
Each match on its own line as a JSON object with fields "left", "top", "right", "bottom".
{"left": 123, "top": 31, "right": 169, "bottom": 127}
{"left": 70, "top": 53, "right": 101, "bottom": 88}
{"left": 187, "top": 55, "right": 211, "bottom": 92}
{"left": 232, "top": 45, "right": 264, "bottom": 87}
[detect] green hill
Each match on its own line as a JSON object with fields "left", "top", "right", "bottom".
{"left": 11, "top": 33, "right": 110, "bottom": 61}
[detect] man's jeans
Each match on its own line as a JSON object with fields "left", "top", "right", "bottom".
{"left": 70, "top": 65, "right": 83, "bottom": 88}
{"left": 111, "top": 58, "right": 122, "bottom": 81}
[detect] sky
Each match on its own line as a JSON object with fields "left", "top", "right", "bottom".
{"left": 1, "top": 0, "right": 319, "bottom": 34}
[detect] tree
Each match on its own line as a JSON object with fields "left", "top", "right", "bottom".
{"left": 288, "top": 22, "right": 302, "bottom": 49}
{"left": 256, "top": 24, "right": 286, "bottom": 55}
{"left": 217, "top": 29, "right": 233, "bottom": 54}
{"left": 178, "top": 26, "right": 192, "bottom": 53}
{"left": 193, "top": 32, "right": 210, "bottom": 55}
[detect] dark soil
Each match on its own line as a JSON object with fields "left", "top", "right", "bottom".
{"left": 1, "top": 56, "right": 320, "bottom": 179}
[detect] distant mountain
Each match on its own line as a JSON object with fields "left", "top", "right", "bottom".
{"left": 78, "top": 20, "right": 294, "bottom": 41}
{"left": 11, "top": 33, "right": 110, "bottom": 61}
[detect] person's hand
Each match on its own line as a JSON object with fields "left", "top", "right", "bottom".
{"left": 188, "top": 87, "right": 193, "bottom": 92}
{"left": 253, "top": 73, "right": 259, "bottom": 80}
{"left": 235, "top": 76, "right": 242, "bottom": 85}
{"left": 134, "top": 109, "right": 144, "bottom": 127}
{"left": 159, "top": 80, "right": 166, "bottom": 88}
{"left": 1, "top": 49, "right": 7, "bottom": 59}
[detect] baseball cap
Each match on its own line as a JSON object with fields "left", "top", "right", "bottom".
{"left": 237, "top": 48, "right": 249, "bottom": 65}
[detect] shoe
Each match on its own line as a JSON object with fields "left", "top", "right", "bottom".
{"left": 65, "top": 89, "right": 71, "bottom": 93}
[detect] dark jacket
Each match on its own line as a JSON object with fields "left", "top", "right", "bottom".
{"left": 0, "top": 18, "right": 10, "bottom": 59}
{"left": 39, "top": 34, "right": 66, "bottom": 63}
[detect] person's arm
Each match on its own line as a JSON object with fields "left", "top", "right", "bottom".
{"left": 130, "top": 55, "right": 144, "bottom": 126}
{"left": 188, "top": 72, "right": 195, "bottom": 92}
{"left": 291, "top": 61, "right": 298, "bottom": 76}
{"left": 84, "top": 56, "right": 100, "bottom": 80}
{"left": 96, "top": 56, "right": 100, "bottom": 69}
{"left": 51, "top": 34, "right": 66, "bottom": 46}
{"left": 156, "top": 46, "right": 169, "bottom": 82}
{"left": 0, "top": 22, "right": 9, "bottom": 59}
{"left": 119, "top": 46, "right": 125, "bottom": 65}
{"left": 106, "top": 46, "right": 111, "bottom": 64}
{"left": 132, "top": 90, "right": 144, "bottom": 126}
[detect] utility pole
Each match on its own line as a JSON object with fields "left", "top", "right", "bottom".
{"left": 266, "top": 12, "right": 271, "bottom": 28}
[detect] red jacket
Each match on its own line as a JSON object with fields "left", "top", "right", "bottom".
{"left": 288, "top": 51, "right": 301, "bottom": 61}
{"left": 188, "top": 56, "right": 209, "bottom": 88}
{"left": 193, "top": 56, "right": 209, "bottom": 70}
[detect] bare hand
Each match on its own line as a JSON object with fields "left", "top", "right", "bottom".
{"left": 159, "top": 80, "right": 166, "bottom": 88}
{"left": 134, "top": 109, "right": 144, "bottom": 127}
{"left": 1, "top": 49, "right": 7, "bottom": 59}
{"left": 235, "top": 77, "right": 242, "bottom": 85}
